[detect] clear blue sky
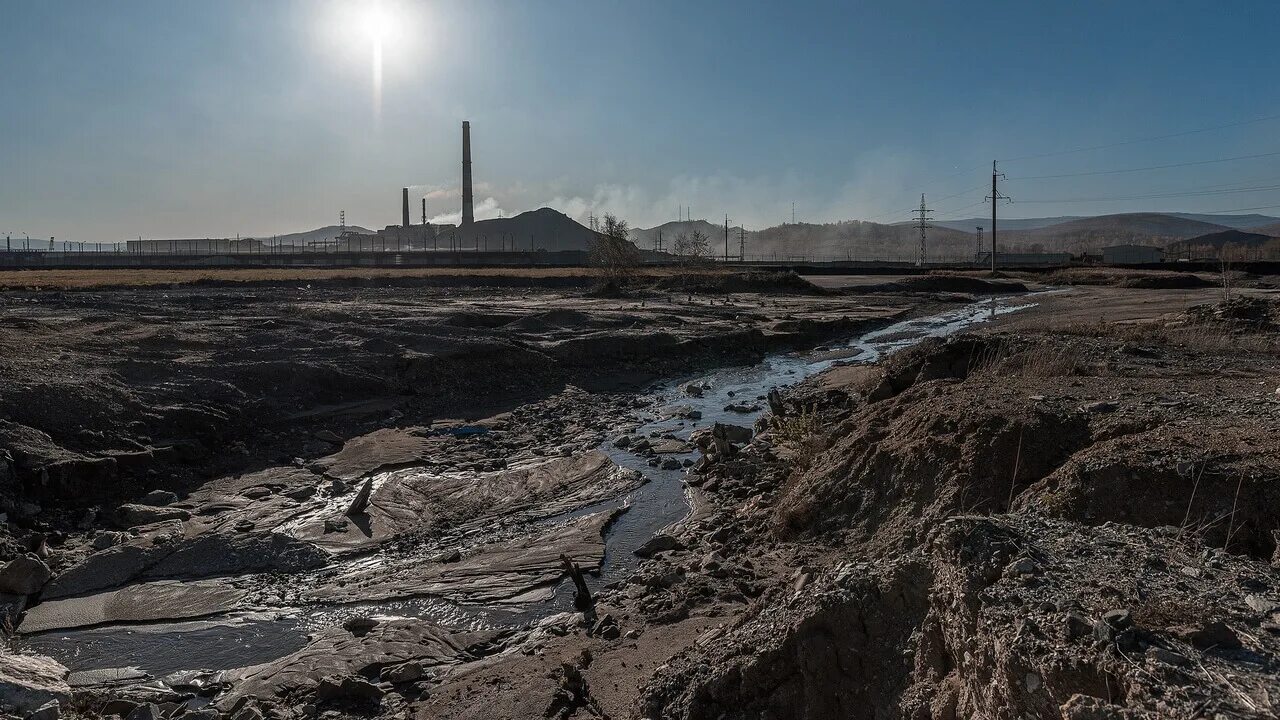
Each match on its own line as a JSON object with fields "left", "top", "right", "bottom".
{"left": 3, "top": 0, "right": 1279, "bottom": 241}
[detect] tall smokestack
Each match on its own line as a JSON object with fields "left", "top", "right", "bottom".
{"left": 461, "top": 121, "right": 474, "bottom": 226}
{"left": 402, "top": 187, "right": 411, "bottom": 228}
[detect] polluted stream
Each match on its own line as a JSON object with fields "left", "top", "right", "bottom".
{"left": 23, "top": 295, "right": 1036, "bottom": 683}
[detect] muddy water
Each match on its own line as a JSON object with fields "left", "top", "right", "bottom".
{"left": 23, "top": 296, "right": 1036, "bottom": 681}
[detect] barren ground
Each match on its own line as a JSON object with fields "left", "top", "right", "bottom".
{"left": 1, "top": 270, "right": 1278, "bottom": 720}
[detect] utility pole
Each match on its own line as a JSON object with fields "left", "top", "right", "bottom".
{"left": 654, "top": 230, "right": 665, "bottom": 253}
{"left": 738, "top": 225, "right": 746, "bottom": 262}
{"left": 985, "top": 161, "right": 1010, "bottom": 273}
{"left": 975, "top": 227, "right": 984, "bottom": 263}
{"left": 723, "top": 214, "right": 729, "bottom": 262}
{"left": 911, "top": 194, "right": 933, "bottom": 267}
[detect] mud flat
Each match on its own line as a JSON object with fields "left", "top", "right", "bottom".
{"left": 5, "top": 270, "right": 1277, "bottom": 719}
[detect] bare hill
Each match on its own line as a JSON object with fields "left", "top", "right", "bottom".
{"left": 1167, "top": 229, "right": 1280, "bottom": 255}
{"left": 997, "top": 213, "right": 1233, "bottom": 253}
{"left": 465, "top": 207, "right": 601, "bottom": 252}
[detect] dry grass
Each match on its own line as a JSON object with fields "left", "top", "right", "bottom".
{"left": 1058, "top": 317, "right": 1280, "bottom": 354}
{"left": 0, "top": 266, "right": 720, "bottom": 291}
{"left": 969, "top": 337, "right": 1084, "bottom": 378}
{"left": 773, "top": 406, "right": 828, "bottom": 471}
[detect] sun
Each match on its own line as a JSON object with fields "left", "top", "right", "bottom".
{"left": 361, "top": 3, "right": 392, "bottom": 43}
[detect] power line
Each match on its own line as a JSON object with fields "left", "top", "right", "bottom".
{"left": 1000, "top": 111, "right": 1280, "bottom": 163}
{"left": 1016, "top": 182, "right": 1280, "bottom": 204}
{"left": 1011, "top": 149, "right": 1280, "bottom": 180}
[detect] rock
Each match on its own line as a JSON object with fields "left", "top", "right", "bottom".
{"left": 180, "top": 710, "right": 219, "bottom": 720}
{"left": 1146, "top": 646, "right": 1189, "bottom": 666}
{"left": 0, "top": 554, "right": 52, "bottom": 595}
{"left": 683, "top": 410, "right": 702, "bottom": 420}
{"left": 1007, "top": 558, "right": 1036, "bottom": 576}
{"left": 433, "top": 549, "right": 462, "bottom": 563}
{"left": 233, "top": 520, "right": 255, "bottom": 532}
{"left": 342, "top": 616, "right": 379, "bottom": 637}
{"left": 282, "top": 485, "right": 316, "bottom": 500}
{"left": 1060, "top": 694, "right": 1128, "bottom": 720}
{"left": 139, "top": 490, "right": 178, "bottom": 506}
{"left": 25, "top": 701, "right": 60, "bottom": 720}
{"left": 99, "top": 699, "right": 139, "bottom": 716}
{"left": 240, "top": 487, "right": 272, "bottom": 500}
{"left": 124, "top": 703, "right": 162, "bottom": 720}
{"left": 1245, "top": 594, "right": 1278, "bottom": 614}
{"left": 660, "top": 459, "right": 682, "bottom": 471}
{"left": 1173, "top": 621, "right": 1242, "bottom": 650}
{"left": 382, "top": 662, "right": 425, "bottom": 684}
{"left": 323, "top": 518, "right": 349, "bottom": 534}
{"left": 115, "top": 504, "right": 190, "bottom": 527}
{"left": 1094, "top": 609, "right": 1132, "bottom": 643}
{"left": 723, "top": 403, "right": 760, "bottom": 414}
{"left": 315, "top": 430, "right": 343, "bottom": 444}
{"left": 1065, "top": 612, "right": 1092, "bottom": 640}
{"left": 231, "top": 705, "right": 262, "bottom": 720}
{"left": 314, "top": 675, "right": 384, "bottom": 704}
{"left": 345, "top": 479, "right": 371, "bottom": 512}
{"left": 634, "top": 534, "right": 685, "bottom": 559}
{"left": 0, "top": 654, "right": 69, "bottom": 715}
{"left": 683, "top": 383, "right": 704, "bottom": 398}
{"left": 591, "top": 614, "right": 621, "bottom": 641}
{"left": 91, "top": 531, "right": 130, "bottom": 550}
{"left": 1081, "top": 400, "right": 1118, "bottom": 414}
{"left": 612, "top": 435, "right": 632, "bottom": 449}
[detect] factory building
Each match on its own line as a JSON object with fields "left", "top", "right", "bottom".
{"left": 1102, "top": 244, "right": 1165, "bottom": 265}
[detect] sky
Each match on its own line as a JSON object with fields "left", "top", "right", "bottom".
{"left": 3, "top": 0, "right": 1280, "bottom": 242}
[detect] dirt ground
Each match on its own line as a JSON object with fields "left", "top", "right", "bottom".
{"left": 2, "top": 271, "right": 1279, "bottom": 720}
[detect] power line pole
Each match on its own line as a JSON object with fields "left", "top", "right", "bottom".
{"left": 911, "top": 194, "right": 933, "bottom": 266}
{"left": 723, "top": 214, "right": 729, "bottom": 262}
{"left": 985, "top": 161, "right": 1011, "bottom": 273}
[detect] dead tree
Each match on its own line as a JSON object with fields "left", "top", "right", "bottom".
{"left": 559, "top": 553, "right": 595, "bottom": 619}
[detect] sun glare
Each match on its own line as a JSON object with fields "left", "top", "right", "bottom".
{"left": 362, "top": 4, "right": 391, "bottom": 43}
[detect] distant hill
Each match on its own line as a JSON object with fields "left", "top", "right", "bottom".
{"left": 933, "top": 213, "right": 1279, "bottom": 234}
{"left": 1253, "top": 221, "right": 1280, "bottom": 237}
{"left": 628, "top": 220, "right": 747, "bottom": 254}
{"left": 262, "top": 225, "right": 373, "bottom": 246}
{"left": 997, "top": 213, "right": 1235, "bottom": 254}
{"left": 1167, "top": 229, "right": 1279, "bottom": 255}
{"left": 932, "top": 216, "right": 1084, "bottom": 233}
{"left": 1164, "top": 213, "right": 1280, "bottom": 230}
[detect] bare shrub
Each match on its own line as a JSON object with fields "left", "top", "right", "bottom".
{"left": 588, "top": 213, "right": 641, "bottom": 287}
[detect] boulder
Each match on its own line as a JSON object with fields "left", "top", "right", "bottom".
{"left": 115, "top": 504, "right": 190, "bottom": 527}
{"left": 91, "top": 531, "right": 131, "bottom": 551}
{"left": 0, "top": 653, "right": 70, "bottom": 714}
{"left": 139, "top": 490, "right": 179, "bottom": 506}
{"left": 0, "top": 554, "right": 51, "bottom": 595}
{"left": 1173, "top": 621, "right": 1242, "bottom": 650}
{"left": 314, "top": 675, "right": 384, "bottom": 704}
{"left": 382, "top": 662, "right": 425, "bottom": 684}
{"left": 26, "top": 700, "right": 60, "bottom": 720}
{"left": 634, "top": 534, "right": 685, "bottom": 558}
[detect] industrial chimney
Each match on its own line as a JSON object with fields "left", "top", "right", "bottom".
{"left": 461, "top": 121, "right": 474, "bottom": 226}
{"left": 402, "top": 187, "right": 410, "bottom": 228}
